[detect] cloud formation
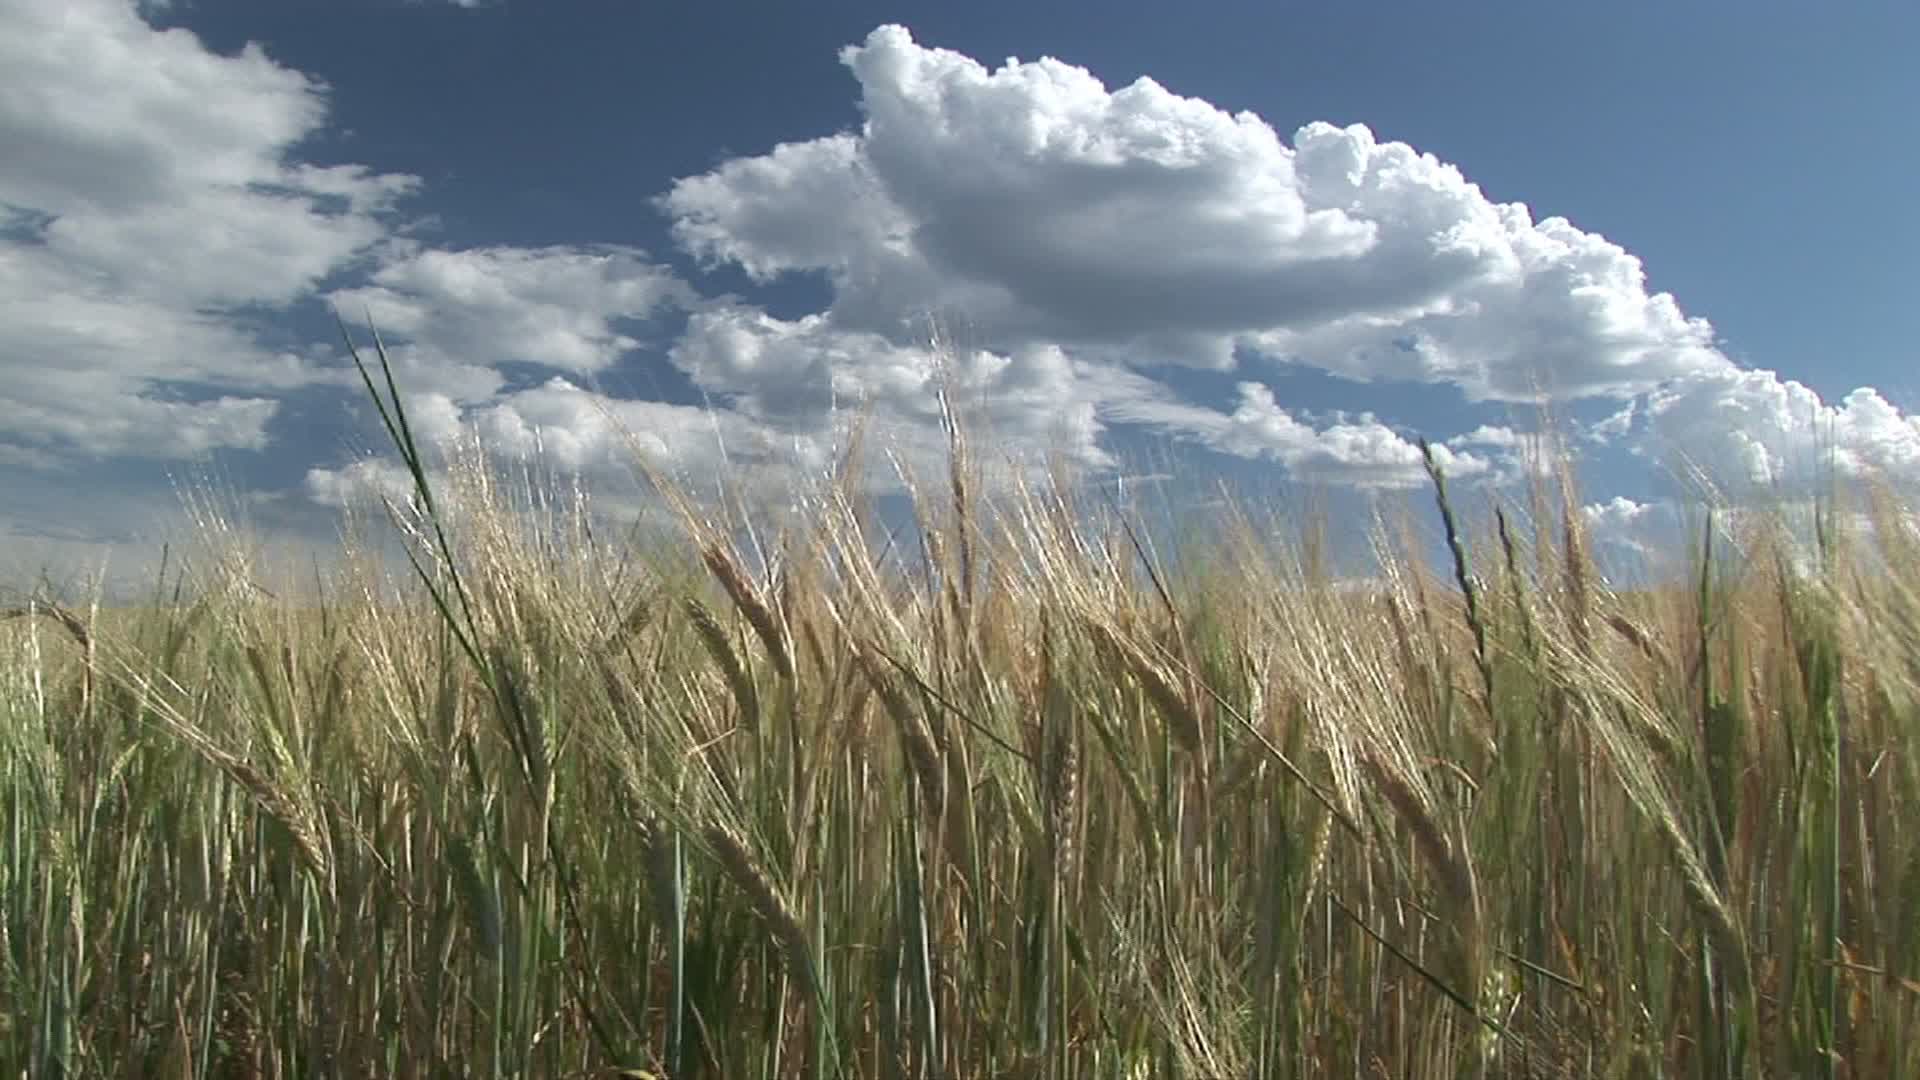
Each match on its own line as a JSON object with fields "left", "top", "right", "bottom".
{"left": 1601, "top": 370, "right": 1920, "bottom": 491}
{"left": 651, "top": 24, "right": 1920, "bottom": 499}
{"left": 669, "top": 306, "right": 1110, "bottom": 469}
{"left": 0, "top": 0, "right": 418, "bottom": 463}
{"left": 305, "top": 376, "right": 830, "bottom": 512}
{"left": 329, "top": 244, "right": 694, "bottom": 387}
{"left": 1582, "top": 495, "right": 1657, "bottom": 538}
{"left": 1094, "top": 373, "right": 1492, "bottom": 489}
{"left": 7, "top": 4, "right": 1915, "bottom": 574}
{"left": 661, "top": 25, "right": 1735, "bottom": 406}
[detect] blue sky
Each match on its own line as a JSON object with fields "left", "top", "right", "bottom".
{"left": 3, "top": 0, "right": 1916, "bottom": 587}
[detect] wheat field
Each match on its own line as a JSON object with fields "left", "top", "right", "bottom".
{"left": 2, "top": 337, "right": 1916, "bottom": 1078}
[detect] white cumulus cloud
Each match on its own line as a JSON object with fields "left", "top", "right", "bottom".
{"left": 1207, "top": 383, "right": 1492, "bottom": 489}
{"left": 306, "top": 377, "right": 832, "bottom": 511}
{"left": 1090, "top": 371, "right": 1490, "bottom": 489}
{"left": 660, "top": 24, "right": 1736, "bottom": 404}
{"left": 647, "top": 22, "right": 1862, "bottom": 494}
{"left": 1576, "top": 495, "right": 1672, "bottom": 576}
{"left": 1605, "top": 369, "right": 1920, "bottom": 491}
{"left": 328, "top": 245, "right": 694, "bottom": 377}
{"left": 1582, "top": 495, "right": 1655, "bottom": 532}
{"left": 669, "top": 306, "right": 1110, "bottom": 472}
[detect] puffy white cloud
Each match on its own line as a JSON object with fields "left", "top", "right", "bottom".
{"left": 0, "top": 0, "right": 325, "bottom": 219}
{"left": 1826, "top": 388, "right": 1920, "bottom": 476}
{"left": 328, "top": 245, "right": 693, "bottom": 377}
{"left": 304, "top": 458, "right": 422, "bottom": 511}
{"left": 0, "top": 0, "right": 418, "bottom": 464}
{"left": 1582, "top": 495, "right": 1655, "bottom": 532}
{"left": 44, "top": 184, "right": 392, "bottom": 308}
{"left": 307, "top": 377, "right": 832, "bottom": 509}
{"left": 1247, "top": 127, "right": 1733, "bottom": 400}
{"left": 1445, "top": 423, "right": 1565, "bottom": 483}
{"left": 666, "top": 304, "right": 1511, "bottom": 492}
{"left": 668, "top": 306, "right": 1493, "bottom": 492}
{"left": 312, "top": 253, "right": 859, "bottom": 511}
{"left": 1091, "top": 372, "right": 1491, "bottom": 489}
{"left": 658, "top": 24, "right": 1736, "bottom": 403}
{"left": 667, "top": 135, "right": 902, "bottom": 285}
{"left": 469, "top": 379, "right": 784, "bottom": 475}
{"left": 1449, "top": 425, "right": 1524, "bottom": 450}
{"left": 653, "top": 24, "right": 1920, "bottom": 504}
{"left": 1606, "top": 368, "right": 1920, "bottom": 491}
{"left": 669, "top": 306, "right": 1109, "bottom": 470}
{"left": 0, "top": 249, "right": 296, "bottom": 459}
{"left": 1573, "top": 495, "right": 1673, "bottom": 577}
{"left": 663, "top": 14, "right": 1677, "bottom": 494}
{"left": 342, "top": 342, "right": 510, "bottom": 408}
{"left": 646, "top": 23, "right": 1816, "bottom": 498}
{"left": 1210, "top": 384, "right": 1492, "bottom": 488}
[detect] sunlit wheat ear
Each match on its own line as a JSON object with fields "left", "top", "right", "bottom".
{"left": 936, "top": 375, "right": 976, "bottom": 610}
{"left": 1420, "top": 437, "right": 1492, "bottom": 709}
{"left": 794, "top": 602, "right": 831, "bottom": 685}
{"left": 854, "top": 647, "right": 945, "bottom": 816}
{"left": 1300, "top": 802, "right": 1335, "bottom": 912}
{"left": 1361, "top": 756, "right": 1475, "bottom": 917}
{"left": 131, "top": 666, "right": 334, "bottom": 885}
{"left": 1577, "top": 675, "right": 1752, "bottom": 995}
{"left": 489, "top": 646, "right": 551, "bottom": 795}
{"left": 1495, "top": 506, "right": 1539, "bottom": 657}
{"left": 1381, "top": 589, "right": 1434, "bottom": 713}
{"left": 1045, "top": 710, "right": 1079, "bottom": 887}
{"left": 1033, "top": 622, "right": 1079, "bottom": 885}
{"left": 701, "top": 542, "right": 794, "bottom": 681}
{"left": 1360, "top": 754, "right": 1482, "bottom": 993}
{"left": 1606, "top": 613, "right": 1658, "bottom": 662}
{"left": 705, "top": 822, "right": 811, "bottom": 976}
{"left": 1084, "top": 616, "right": 1202, "bottom": 756}
{"left": 0, "top": 600, "right": 91, "bottom": 651}
{"left": 683, "top": 597, "right": 760, "bottom": 727}
{"left": 225, "top": 756, "right": 333, "bottom": 886}
{"left": 3, "top": 600, "right": 96, "bottom": 717}
{"left": 1560, "top": 480, "right": 1594, "bottom": 657}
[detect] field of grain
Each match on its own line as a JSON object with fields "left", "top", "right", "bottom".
{"left": 2, "top": 340, "right": 1917, "bottom": 1078}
